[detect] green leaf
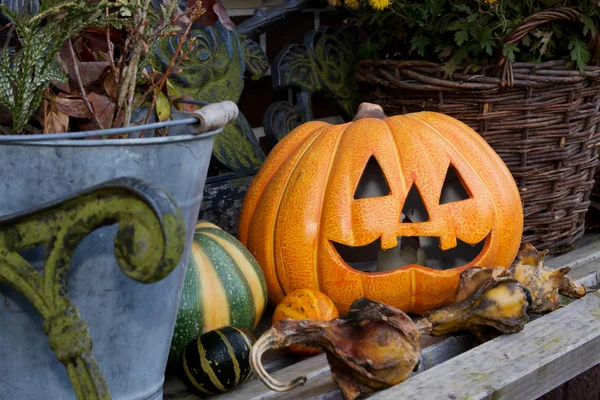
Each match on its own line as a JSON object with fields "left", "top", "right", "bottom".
{"left": 455, "top": 28, "right": 469, "bottom": 46}
{"left": 479, "top": 38, "right": 494, "bottom": 56}
{"left": 155, "top": 90, "right": 171, "bottom": 122}
{"left": 358, "top": 40, "right": 380, "bottom": 60}
{"left": 410, "top": 35, "right": 432, "bottom": 57}
{"left": 454, "top": 3, "right": 472, "bottom": 14}
{"left": 580, "top": 14, "right": 598, "bottom": 37}
{"left": 568, "top": 37, "right": 590, "bottom": 73}
{"left": 441, "top": 45, "right": 469, "bottom": 77}
{"left": 441, "top": 58, "right": 457, "bottom": 77}
{"left": 166, "top": 79, "right": 182, "bottom": 99}
{"left": 502, "top": 44, "right": 520, "bottom": 62}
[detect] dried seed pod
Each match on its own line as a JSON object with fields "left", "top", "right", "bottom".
{"left": 425, "top": 267, "right": 529, "bottom": 337}
{"left": 251, "top": 298, "right": 427, "bottom": 400}
{"left": 511, "top": 243, "right": 599, "bottom": 313}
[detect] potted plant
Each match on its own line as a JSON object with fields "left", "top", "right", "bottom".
{"left": 0, "top": 1, "right": 237, "bottom": 399}
{"left": 329, "top": 0, "right": 600, "bottom": 254}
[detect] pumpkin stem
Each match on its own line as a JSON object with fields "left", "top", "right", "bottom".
{"left": 250, "top": 327, "right": 307, "bottom": 392}
{"left": 353, "top": 102, "right": 387, "bottom": 121}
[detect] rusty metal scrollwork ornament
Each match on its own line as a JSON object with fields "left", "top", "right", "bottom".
{"left": 0, "top": 178, "right": 186, "bottom": 399}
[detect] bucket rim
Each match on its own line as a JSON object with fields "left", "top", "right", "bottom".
{"left": 0, "top": 100, "right": 225, "bottom": 146}
{"left": 0, "top": 126, "right": 221, "bottom": 147}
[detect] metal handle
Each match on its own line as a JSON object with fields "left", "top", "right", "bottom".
{"left": 0, "top": 100, "right": 239, "bottom": 141}
{"left": 192, "top": 101, "right": 239, "bottom": 134}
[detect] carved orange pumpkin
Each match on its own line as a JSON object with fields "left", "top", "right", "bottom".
{"left": 238, "top": 103, "right": 523, "bottom": 314}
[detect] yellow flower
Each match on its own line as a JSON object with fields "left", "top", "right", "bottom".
{"left": 369, "top": 0, "right": 391, "bottom": 10}
{"left": 344, "top": 0, "right": 360, "bottom": 8}
{"left": 328, "top": 0, "right": 342, "bottom": 6}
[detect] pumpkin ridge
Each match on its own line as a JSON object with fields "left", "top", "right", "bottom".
{"left": 391, "top": 115, "right": 455, "bottom": 247}
{"left": 182, "top": 352, "right": 214, "bottom": 395}
{"left": 197, "top": 336, "right": 227, "bottom": 392}
{"left": 214, "top": 329, "right": 242, "bottom": 386}
{"left": 239, "top": 122, "right": 329, "bottom": 244}
{"left": 383, "top": 117, "right": 408, "bottom": 201}
{"left": 197, "top": 234, "right": 248, "bottom": 326}
{"left": 230, "top": 326, "right": 255, "bottom": 350}
{"left": 404, "top": 113, "right": 499, "bottom": 245}
{"left": 201, "top": 229, "right": 267, "bottom": 329}
{"left": 192, "top": 241, "right": 230, "bottom": 331}
{"left": 414, "top": 112, "right": 521, "bottom": 267}
{"left": 270, "top": 127, "right": 332, "bottom": 299}
{"left": 169, "top": 253, "right": 203, "bottom": 368}
{"left": 410, "top": 269, "right": 417, "bottom": 312}
{"left": 302, "top": 289, "right": 322, "bottom": 318}
{"left": 315, "top": 122, "right": 357, "bottom": 296}
{"left": 195, "top": 234, "right": 254, "bottom": 329}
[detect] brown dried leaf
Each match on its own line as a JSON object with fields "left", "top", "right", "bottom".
{"left": 53, "top": 95, "right": 92, "bottom": 118}
{"left": 59, "top": 48, "right": 111, "bottom": 87}
{"left": 88, "top": 93, "right": 115, "bottom": 129}
{"left": 214, "top": 3, "right": 235, "bottom": 31}
{"left": 175, "top": 96, "right": 199, "bottom": 112}
{"left": 44, "top": 103, "right": 70, "bottom": 134}
{"left": 52, "top": 80, "right": 71, "bottom": 94}
{"left": 103, "top": 71, "right": 119, "bottom": 101}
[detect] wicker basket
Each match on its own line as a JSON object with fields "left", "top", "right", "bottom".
{"left": 357, "top": 8, "right": 600, "bottom": 253}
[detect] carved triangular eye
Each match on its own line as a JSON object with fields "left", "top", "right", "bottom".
{"left": 401, "top": 183, "right": 430, "bottom": 222}
{"left": 440, "top": 163, "right": 472, "bottom": 204}
{"left": 354, "top": 156, "right": 391, "bottom": 199}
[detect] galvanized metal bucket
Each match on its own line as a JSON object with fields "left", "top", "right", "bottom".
{"left": 0, "top": 102, "right": 236, "bottom": 400}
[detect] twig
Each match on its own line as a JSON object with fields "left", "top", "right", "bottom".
{"left": 106, "top": 6, "right": 115, "bottom": 69}
{"left": 67, "top": 38, "right": 104, "bottom": 129}
{"left": 140, "top": 7, "right": 203, "bottom": 135}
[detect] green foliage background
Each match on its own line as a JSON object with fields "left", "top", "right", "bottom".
{"left": 346, "top": 0, "right": 600, "bottom": 76}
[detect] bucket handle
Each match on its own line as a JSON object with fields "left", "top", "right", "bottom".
{"left": 189, "top": 100, "right": 239, "bottom": 134}
{"left": 498, "top": 7, "right": 600, "bottom": 86}
{"left": 0, "top": 100, "right": 239, "bottom": 142}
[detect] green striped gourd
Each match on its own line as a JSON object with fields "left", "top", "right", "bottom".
{"left": 180, "top": 326, "right": 256, "bottom": 396}
{"left": 168, "top": 221, "right": 267, "bottom": 371}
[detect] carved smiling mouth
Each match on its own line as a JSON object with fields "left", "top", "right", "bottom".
{"left": 331, "top": 232, "right": 490, "bottom": 273}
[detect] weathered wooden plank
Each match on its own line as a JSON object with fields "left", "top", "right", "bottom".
{"left": 371, "top": 292, "right": 600, "bottom": 400}
{"left": 545, "top": 233, "right": 600, "bottom": 270}
{"left": 165, "top": 234, "right": 600, "bottom": 399}
{"left": 212, "top": 354, "right": 330, "bottom": 400}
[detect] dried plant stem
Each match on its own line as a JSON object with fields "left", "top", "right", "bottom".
{"left": 106, "top": 6, "right": 115, "bottom": 69}
{"left": 116, "top": 0, "right": 152, "bottom": 127}
{"left": 140, "top": 7, "right": 203, "bottom": 136}
{"left": 67, "top": 38, "right": 104, "bottom": 129}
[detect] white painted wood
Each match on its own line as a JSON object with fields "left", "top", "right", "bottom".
{"left": 371, "top": 292, "right": 600, "bottom": 400}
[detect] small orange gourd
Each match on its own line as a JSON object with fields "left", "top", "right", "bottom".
{"left": 239, "top": 103, "right": 523, "bottom": 314}
{"left": 272, "top": 289, "right": 339, "bottom": 356}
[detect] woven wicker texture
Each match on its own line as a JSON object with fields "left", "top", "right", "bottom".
{"left": 357, "top": 8, "right": 600, "bottom": 253}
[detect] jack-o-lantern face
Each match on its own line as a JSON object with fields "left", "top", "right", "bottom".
{"left": 239, "top": 104, "right": 523, "bottom": 314}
